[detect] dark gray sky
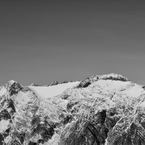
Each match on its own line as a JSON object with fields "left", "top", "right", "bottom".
{"left": 0, "top": 0, "right": 145, "bottom": 85}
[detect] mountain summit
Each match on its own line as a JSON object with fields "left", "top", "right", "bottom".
{"left": 0, "top": 73, "right": 145, "bottom": 145}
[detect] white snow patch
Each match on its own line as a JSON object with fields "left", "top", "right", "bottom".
{"left": 8, "top": 80, "right": 16, "bottom": 85}
{"left": 15, "top": 92, "right": 30, "bottom": 104}
{"left": 0, "top": 86, "right": 7, "bottom": 97}
{"left": 28, "top": 82, "right": 80, "bottom": 99}
{"left": 0, "top": 120, "right": 9, "bottom": 133}
{"left": 91, "top": 80, "right": 131, "bottom": 91}
{"left": 124, "top": 84, "right": 144, "bottom": 97}
{"left": 139, "top": 101, "right": 145, "bottom": 108}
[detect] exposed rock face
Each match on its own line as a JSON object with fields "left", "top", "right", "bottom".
{"left": 0, "top": 73, "right": 145, "bottom": 145}
{"left": 30, "top": 83, "right": 41, "bottom": 87}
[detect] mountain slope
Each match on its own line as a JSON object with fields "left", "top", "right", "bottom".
{"left": 0, "top": 73, "right": 145, "bottom": 145}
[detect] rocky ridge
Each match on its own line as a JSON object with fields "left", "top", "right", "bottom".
{"left": 0, "top": 73, "right": 145, "bottom": 145}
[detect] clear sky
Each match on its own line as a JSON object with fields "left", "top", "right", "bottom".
{"left": 0, "top": 0, "right": 145, "bottom": 85}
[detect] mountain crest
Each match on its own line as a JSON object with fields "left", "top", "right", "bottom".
{"left": 8, "top": 80, "right": 17, "bottom": 85}
{"left": 98, "top": 73, "right": 129, "bottom": 81}
{"left": 77, "top": 73, "right": 129, "bottom": 88}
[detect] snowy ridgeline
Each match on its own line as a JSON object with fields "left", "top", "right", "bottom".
{"left": 28, "top": 81, "right": 80, "bottom": 99}
{"left": 0, "top": 73, "right": 145, "bottom": 145}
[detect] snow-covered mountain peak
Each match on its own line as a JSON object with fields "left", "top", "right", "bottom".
{"left": 98, "top": 73, "right": 129, "bottom": 81}
{"left": 8, "top": 80, "right": 16, "bottom": 85}
{"left": 6, "top": 80, "right": 23, "bottom": 96}
{"left": 0, "top": 74, "right": 145, "bottom": 145}
{"left": 0, "top": 80, "right": 22, "bottom": 97}
{"left": 77, "top": 73, "right": 129, "bottom": 88}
